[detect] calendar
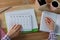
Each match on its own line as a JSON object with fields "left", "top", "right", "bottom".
{"left": 4, "top": 9, "right": 38, "bottom": 32}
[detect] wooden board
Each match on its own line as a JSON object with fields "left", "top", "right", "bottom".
{"left": 0, "top": 0, "right": 35, "bottom": 8}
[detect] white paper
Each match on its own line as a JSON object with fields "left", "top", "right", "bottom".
{"left": 55, "top": 15, "right": 60, "bottom": 35}
{"left": 5, "top": 9, "right": 38, "bottom": 32}
{"left": 40, "top": 11, "right": 57, "bottom": 32}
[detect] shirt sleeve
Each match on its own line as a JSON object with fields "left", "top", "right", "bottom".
{"left": 1, "top": 35, "right": 10, "bottom": 40}
{"left": 48, "top": 31, "right": 57, "bottom": 40}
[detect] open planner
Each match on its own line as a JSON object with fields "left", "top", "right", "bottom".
{"left": 40, "top": 11, "right": 60, "bottom": 35}
{"left": 4, "top": 8, "right": 38, "bottom": 32}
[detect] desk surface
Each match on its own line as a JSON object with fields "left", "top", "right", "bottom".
{"left": 0, "top": 4, "right": 49, "bottom": 40}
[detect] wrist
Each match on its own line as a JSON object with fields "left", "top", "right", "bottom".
{"left": 6, "top": 33, "right": 11, "bottom": 39}
{"left": 2, "top": 35, "right": 11, "bottom": 40}
{"left": 49, "top": 30, "right": 54, "bottom": 32}
{"left": 49, "top": 26, "right": 55, "bottom": 32}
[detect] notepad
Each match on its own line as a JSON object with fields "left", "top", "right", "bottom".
{"left": 40, "top": 11, "right": 60, "bottom": 35}
{"left": 4, "top": 9, "right": 38, "bottom": 32}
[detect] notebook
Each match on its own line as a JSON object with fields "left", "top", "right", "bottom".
{"left": 40, "top": 11, "right": 60, "bottom": 35}
{"left": 4, "top": 8, "right": 38, "bottom": 32}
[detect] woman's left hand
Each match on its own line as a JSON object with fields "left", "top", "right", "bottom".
{"left": 7, "top": 24, "right": 22, "bottom": 39}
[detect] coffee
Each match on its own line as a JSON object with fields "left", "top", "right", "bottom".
{"left": 52, "top": 1, "right": 58, "bottom": 7}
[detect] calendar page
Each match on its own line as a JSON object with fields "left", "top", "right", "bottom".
{"left": 5, "top": 15, "right": 32, "bottom": 31}
{"left": 40, "top": 11, "right": 60, "bottom": 35}
{"left": 4, "top": 9, "right": 38, "bottom": 32}
{"left": 40, "top": 11, "right": 57, "bottom": 32}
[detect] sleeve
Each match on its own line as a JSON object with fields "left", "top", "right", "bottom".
{"left": 48, "top": 31, "right": 57, "bottom": 40}
{"left": 1, "top": 35, "right": 11, "bottom": 40}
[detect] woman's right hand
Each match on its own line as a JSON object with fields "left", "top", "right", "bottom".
{"left": 45, "top": 17, "right": 55, "bottom": 32}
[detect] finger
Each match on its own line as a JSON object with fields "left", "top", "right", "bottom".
{"left": 13, "top": 24, "right": 18, "bottom": 29}
{"left": 13, "top": 24, "right": 20, "bottom": 29}
{"left": 46, "top": 17, "right": 54, "bottom": 23}
{"left": 16, "top": 28, "right": 20, "bottom": 33}
{"left": 45, "top": 20, "right": 49, "bottom": 25}
{"left": 11, "top": 24, "right": 16, "bottom": 29}
{"left": 16, "top": 25, "right": 22, "bottom": 29}
{"left": 45, "top": 19, "right": 49, "bottom": 25}
{"left": 45, "top": 17, "right": 50, "bottom": 23}
{"left": 45, "top": 19, "right": 49, "bottom": 23}
{"left": 45, "top": 17, "right": 51, "bottom": 22}
{"left": 12, "top": 30, "right": 20, "bottom": 38}
{"left": 45, "top": 0, "right": 52, "bottom": 3}
{"left": 15, "top": 25, "right": 22, "bottom": 31}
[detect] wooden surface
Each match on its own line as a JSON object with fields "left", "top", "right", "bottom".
{"left": 0, "top": 4, "right": 49, "bottom": 40}
{"left": 12, "top": 32, "right": 48, "bottom": 40}
{"left": 0, "top": 0, "right": 60, "bottom": 40}
{"left": 0, "top": 0, "right": 35, "bottom": 8}
{"left": 0, "top": 0, "right": 60, "bottom": 8}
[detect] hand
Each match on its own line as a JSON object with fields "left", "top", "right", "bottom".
{"left": 34, "top": 0, "right": 40, "bottom": 10}
{"left": 47, "top": 3, "right": 57, "bottom": 12}
{"left": 45, "top": 0, "right": 57, "bottom": 11}
{"left": 7, "top": 24, "right": 22, "bottom": 39}
{"left": 45, "top": 0, "right": 52, "bottom": 3}
{"left": 45, "top": 17, "right": 55, "bottom": 31}
{"left": 34, "top": 0, "right": 57, "bottom": 11}
{"left": 34, "top": 0, "right": 52, "bottom": 8}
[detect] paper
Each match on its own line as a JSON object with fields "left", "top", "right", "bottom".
{"left": 40, "top": 11, "right": 57, "bottom": 32}
{"left": 5, "top": 15, "right": 32, "bottom": 31}
{"left": 5, "top": 9, "right": 38, "bottom": 32}
{"left": 55, "top": 15, "right": 60, "bottom": 35}
{"left": 40, "top": 11, "right": 60, "bottom": 35}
